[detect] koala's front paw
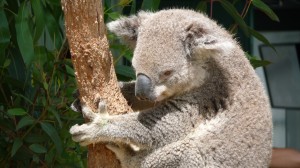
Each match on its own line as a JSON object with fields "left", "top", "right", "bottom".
{"left": 70, "top": 101, "right": 110, "bottom": 146}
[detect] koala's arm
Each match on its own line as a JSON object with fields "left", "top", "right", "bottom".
{"left": 70, "top": 104, "right": 153, "bottom": 147}
{"left": 70, "top": 99, "right": 195, "bottom": 148}
{"left": 119, "top": 81, "right": 156, "bottom": 111}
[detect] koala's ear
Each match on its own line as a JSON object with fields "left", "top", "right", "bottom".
{"left": 107, "top": 11, "right": 153, "bottom": 48}
{"left": 182, "top": 22, "right": 218, "bottom": 57}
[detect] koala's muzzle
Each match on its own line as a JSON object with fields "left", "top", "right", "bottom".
{"left": 135, "top": 74, "right": 152, "bottom": 101}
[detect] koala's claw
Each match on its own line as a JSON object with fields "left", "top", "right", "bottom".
{"left": 81, "top": 104, "right": 97, "bottom": 120}
{"left": 106, "top": 143, "right": 120, "bottom": 152}
{"left": 97, "top": 100, "right": 108, "bottom": 114}
{"left": 80, "top": 100, "right": 108, "bottom": 120}
{"left": 70, "top": 101, "right": 111, "bottom": 146}
{"left": 70, "top": 123, "right": 93, "bottom": 146}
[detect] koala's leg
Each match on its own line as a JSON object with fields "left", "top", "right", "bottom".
{"left": 141, "top": 139, "right": 205, "bottom": 168}
{"left": 70, "top": 101, "right": 153, "bottom": 147}
{"left": 106, "top": 143, "right": 149, "bottom": 168}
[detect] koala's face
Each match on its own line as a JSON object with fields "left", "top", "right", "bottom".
{"left": 108, "top": 9, "right": 233, "bottom": 102}
{"left": 131, "top": 19, "right": 202, "bottom": 101}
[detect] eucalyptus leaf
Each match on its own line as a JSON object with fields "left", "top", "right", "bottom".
{"left": 118, "top": 0, "right": 133, "bottom": 7}
{"left": 252, "top": 0, "right": 279, "bottom": 22}
{"left": 40, "top": 122, "right": 62, "bottom": 155}
{"left": 7, "top": 108, "right": 27, "bottom": 116}
{"left": 115, "top": 65, "right": 135, "bottom": 79}
{"left": 107, "top": 12, "right": 121, "bottom": 20}
{"left": 248, "top": 27, "right": 276, "bottom": 52}
{"left": 34, "top": 46, "right": 48, "bottom": 67}
{"left": 44, "top": 6, "right": 63, "bottom": 50}
{"left": 141, "top": 0, "right": 160, "bottom": 10}
{"left": 219, "top": 0, "right": 249, "bottom": 36}
{"left": 0, "top": 8, "right": 10, "bottom": 57}
{"left": 3, "top": 59, "right": 11, "bottom": 68}
{"left": 49, "top": 107, "right": 62, "bottom": 128}
{"left": 16, "top": 116, "right": 35, "bottom": 130}
{"left": 11, "top": 138, "right": 23, "bottom": 157}
{"left": 196, "top": 1, "right": 207, "bottom": 13}
{"left": 29, "top": 144, "right": 47, "bottom": 153}
{"left": 250, "top": 59, "right": 271, "bottom": 69}
{"left": 15, "top": 2, "right": 35, "bottom": 67}
{"left": 246, "top": 53, "right": 271, "bottom": 69}
{"left": 31, "top": 0, "right": 46, "bottom": 42}
{"left": 65, "top": 64, "right": 75, "bottom": 77}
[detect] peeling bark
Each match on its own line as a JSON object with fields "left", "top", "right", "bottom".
{"left": 61, "top": 0, "right": 133, "bottom": 167}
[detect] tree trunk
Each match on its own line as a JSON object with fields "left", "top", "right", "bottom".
{"left": 61, "top": 0, "right": 133, "bottom": 167}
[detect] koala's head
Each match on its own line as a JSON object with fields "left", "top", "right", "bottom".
{"left": 108, "top": 9, "right": 234, "bottom": 102}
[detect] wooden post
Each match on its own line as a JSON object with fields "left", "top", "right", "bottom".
{"left": 61, "top": 0, "right": 133, "bottom": 167}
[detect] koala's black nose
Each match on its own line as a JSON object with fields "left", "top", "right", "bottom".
{"left": 135, "top": 74, "right": 152, "bottom": 101}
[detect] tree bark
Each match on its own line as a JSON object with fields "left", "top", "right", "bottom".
{"left": 61, "top": 0, "right": 133, "bottom": 167}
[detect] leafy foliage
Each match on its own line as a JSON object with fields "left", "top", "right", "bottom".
{"left": 0, "top": 0, "right": 277, "bottom": 167}
{"left": 0, "top": 0, "right": 85, "bottom": 166}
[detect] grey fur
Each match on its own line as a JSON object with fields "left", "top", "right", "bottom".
{"left": 70, "top": 9, "right": 272, "bottom": 168}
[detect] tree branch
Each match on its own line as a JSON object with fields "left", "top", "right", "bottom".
{"left": 61, "top": 0, "right": 133, "bottom": 167}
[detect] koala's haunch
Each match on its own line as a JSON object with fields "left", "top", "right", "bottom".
{"left": 70, "top": 9, "right": 272, "bottom": 168}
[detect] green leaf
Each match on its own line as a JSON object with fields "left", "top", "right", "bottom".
{"left": 252, "top": 0, "right": 279, "bottom": 22}
{"left": 141, "top": 0, "right": 160, "bottom": 10}
{"left": 246, "top": 53, "right": 271, "bottom": 69}
{"left": 196, "top": 1, "right": 207, "bottom": 13}
{"left": 107, "top": 12, "right": 121, "bottom": 20}
{"left": 11, "top": 138, "right": 23, "bottom": 157}
{"left": 219, "top": 0, "right": 249, "bottom": 36}
{"left": 15, "top": 2, "right": 35, "bottom": 67}
{"left": 40, "top": 122, "right": 62, "bottom": 155}
{"left": 115, "top": 65, "right": 135, "bottom": 79}
{"left": 43, "top": 81, "right": 48, "bottom": 90}
{"left": 118, "top": 0, "right": 133, "bottom": 7}
{"left": 248, "top": 27, "right": 276, "bottom": 52}
{"left": 29, "top": 144, "right": 47, "bottom": 154}
{"left": 16, "top": 116, "right": 34, "bottom": 130}
{"left": 31, "top": 0, "right": 46, "bottom": 42}
{"left": 34, "top": 46, "right": 48, "bottom": 67}
{"left": 44, "top": 6, "right": 62, "bottom": 50}
{"left": 65, "top": 64, "right": 75, "bottom": 77}
{"left": 7, "top": 108, "right": 27, "bottom": 116}
{"left": 49, "top": 107, "right": 62, "bottom": 128}
{"left": 3, "top": 59, "right": 11, "bottom": 68}
{"left": 0, "top": 7, "right": 10, "bottom": 58}
{"left": 250, "top": 59, "right": 271, "bottom": 69}
{"left": 129, "top": 0, "right": 137, "bottom": 14}
{"left": 45, "top": 0, "right": 61, "bottom": 7}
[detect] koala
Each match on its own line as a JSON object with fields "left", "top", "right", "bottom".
{"left": 70, "top": 9, "right": 272, "bottom": 168}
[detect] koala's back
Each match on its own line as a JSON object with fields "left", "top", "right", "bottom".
{"left": 174, "top": 47, "right": 272, "bottom": 167}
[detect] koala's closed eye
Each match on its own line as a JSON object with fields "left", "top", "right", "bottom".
{"left": 159, "top": 70, "right": 174, "bottom": 81}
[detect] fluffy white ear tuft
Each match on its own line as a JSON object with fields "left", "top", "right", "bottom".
{"left": 182, "top": 22, "right": 219, "bottom": 56}
{"left": 183, "top": 20, "right": 237, "bottom": 58}
{"left": 107, "top": 11, "right": 153, "bottom": 48}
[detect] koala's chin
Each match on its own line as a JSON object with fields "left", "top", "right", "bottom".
{"left": 153, "top": 85, "right": 170, "bottom": 102}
